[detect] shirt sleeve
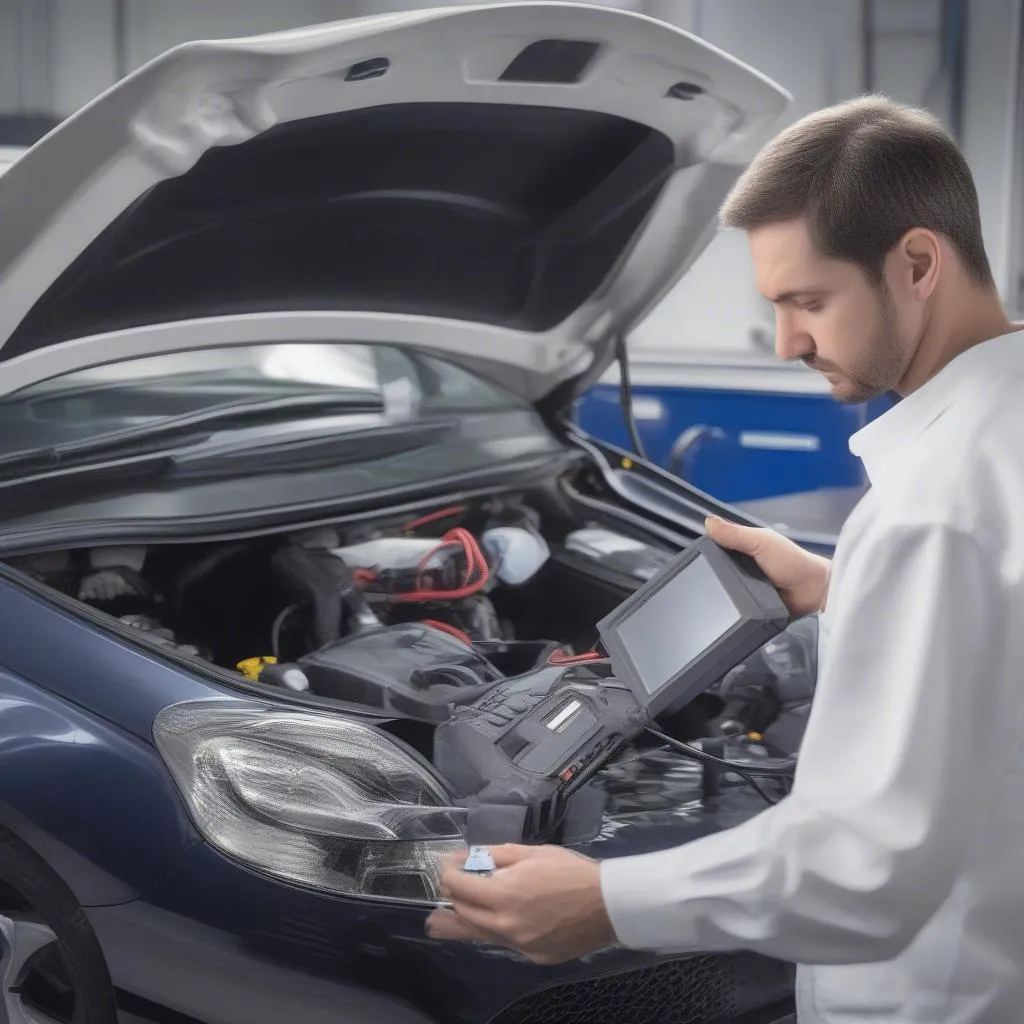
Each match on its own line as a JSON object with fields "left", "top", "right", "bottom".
{"left": 600, "top": 523, "right": 1006, "bottom": 965}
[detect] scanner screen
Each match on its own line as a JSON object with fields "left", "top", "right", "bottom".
{"left": 616, "top": 554, "right": 742, "bottom": 694}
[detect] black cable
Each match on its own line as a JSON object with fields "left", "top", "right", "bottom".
{"left": 646, "top": 727, "right": 794, "bottom": 807}
{"left": 648, "top": 727, "right": 797, "bottom": 778}
{"left": 616, "top": 334, "right": 647, "bottom": 461}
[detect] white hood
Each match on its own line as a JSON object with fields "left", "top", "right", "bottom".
{"left": 0, "top": 3, "right": 789, "bottom": 402}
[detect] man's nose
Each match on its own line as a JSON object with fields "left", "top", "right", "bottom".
{"left": 774, "top": 313, "right": 815, "bottom": 363}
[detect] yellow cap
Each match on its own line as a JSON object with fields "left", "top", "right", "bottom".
{"left": 748, "top": 731, "right": 763, "bottom": 742}
{"left": 621, "top": 457, "right": 634, "bottom": 469}
{"left": 236, "top": 655, "right": 277, "bottom": 681}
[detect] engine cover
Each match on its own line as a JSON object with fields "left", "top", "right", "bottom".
{"left": 296, "top": 623, "right": 504, "bottom": 722}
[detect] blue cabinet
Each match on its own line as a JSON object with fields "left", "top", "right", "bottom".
{"left": 576, "top": 381, "right": 894, "bottom": 504}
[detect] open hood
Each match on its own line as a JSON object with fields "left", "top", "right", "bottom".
{"left": 0, "top": 3, "right": 789, "bottom": 402}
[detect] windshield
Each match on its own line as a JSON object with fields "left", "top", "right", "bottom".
{"left": 0, "top": 342, "right": 522, "bottom": 460}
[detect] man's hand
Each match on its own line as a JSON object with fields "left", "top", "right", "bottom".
{"left": 706, "top": 515, "right": 831, "bottom": 617}
{"left": 425, "top": 845, "right": 619, "bottom": 965}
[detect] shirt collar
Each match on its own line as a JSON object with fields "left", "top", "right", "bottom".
{"left": 849, "top": 328, "right": 1024, "bottom": 483}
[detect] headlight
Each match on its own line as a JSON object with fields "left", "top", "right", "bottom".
{"left": 153, "top": 700, "right": 466, "bottom": 904}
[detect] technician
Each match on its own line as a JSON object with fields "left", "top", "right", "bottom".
{"left": 426, "top": 95, "right": 1024, "bottom": 1024}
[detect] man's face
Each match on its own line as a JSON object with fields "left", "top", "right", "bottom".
{"left": 748, "top": 218, "right": 915, "bottom": 404}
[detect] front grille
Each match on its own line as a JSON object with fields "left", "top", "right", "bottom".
{"left": 488, "top": 954, "right": 736, "bottom": 1024}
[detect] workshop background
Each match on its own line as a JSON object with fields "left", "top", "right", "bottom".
{"left": 1, "top": 0, "right": 1020, "bottom": 543}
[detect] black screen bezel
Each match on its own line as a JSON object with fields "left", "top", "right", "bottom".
{"left": 596, "top": 536, "right": 789, "bottom": 717}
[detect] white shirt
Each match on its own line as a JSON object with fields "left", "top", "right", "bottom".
{"left": 601, "top": 329, "right": 1024, "bottom": 1023}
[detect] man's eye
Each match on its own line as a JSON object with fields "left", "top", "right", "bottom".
{"left": 801, "top": 302, "right": 823, "bottom": 313}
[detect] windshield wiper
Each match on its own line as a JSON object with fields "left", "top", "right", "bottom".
{"left": 0, "top": 391, "right": 385, "bottom": 474}
{"left": 168, "top": 417, "right": 457, "bottom": 479}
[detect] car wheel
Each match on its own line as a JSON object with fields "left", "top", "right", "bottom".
{"left": 0, "top": 832, "right": 117, "bottom": 1023}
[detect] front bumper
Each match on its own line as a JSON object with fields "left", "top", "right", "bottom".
{"left": 86, "top": 840, "right": 793, "bottom": 1024}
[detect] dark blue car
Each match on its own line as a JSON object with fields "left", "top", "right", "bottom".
{"left": 0, "top": 6, "right": 806, "bottom": 1022}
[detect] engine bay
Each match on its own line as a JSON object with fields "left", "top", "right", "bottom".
{"left": 8, "top": 494, "right": 806, "bottom": 844}
{"left": 10, "top": 495, "right": 678, "bottom": 676}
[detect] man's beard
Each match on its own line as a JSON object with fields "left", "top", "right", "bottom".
{"left": 807, "top": 285, "right": 909, "bottom": 404}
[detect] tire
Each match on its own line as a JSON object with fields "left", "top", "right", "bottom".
{"left": 0, "top": 829, "right": 118, "bottom": 1023}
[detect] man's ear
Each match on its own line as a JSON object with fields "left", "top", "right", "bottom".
{"left": 891, "top": 228, "right": 942, "bottom": 300}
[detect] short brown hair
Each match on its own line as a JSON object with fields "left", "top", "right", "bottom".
{"left": 720, "top": 95, "right": 993, "bottom": 286}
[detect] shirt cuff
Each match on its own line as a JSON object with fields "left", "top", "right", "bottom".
{"left": 600, "top": 850, "right": 702, "bottom": 953}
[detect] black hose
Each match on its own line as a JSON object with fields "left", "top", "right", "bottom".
{"left": 616, "top": 334, "right": 647, "bottom": 461}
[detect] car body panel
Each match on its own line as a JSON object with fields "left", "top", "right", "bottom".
{"left": 567, "top": 428, "right": 838, "bottom": 556}
{"left": 0, "top": 636, "right": 201, "bottom": 906}
{"left": 0, "top": 572, "right": 228, "bottom": 741}
{"left": 0, "top": 3, "right": 788, "bottom": 402}
{"left": 85, "top": 831, "right": 794, "bottom": 1024}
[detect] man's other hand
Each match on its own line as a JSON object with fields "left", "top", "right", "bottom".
{"left": 706, "top": 515, "right": 831, "bottom": 616}
{"left": 425, "top": 844, "right": 619, "bottom": 965}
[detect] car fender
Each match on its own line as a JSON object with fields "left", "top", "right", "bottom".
{"left": 0, "top": 666, "right": 200, "bottom": 907}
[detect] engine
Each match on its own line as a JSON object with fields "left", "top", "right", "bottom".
{"left": 10, "top": 499, "right": 679, "bottom": 712}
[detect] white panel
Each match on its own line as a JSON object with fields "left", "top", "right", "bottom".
{"left": 740, "top": 431, "right": 821, "bottom": 452}
{"left": 874, "top": 36, "right": 941, "bottom": 109}
{"left": 125, "top": 0, "right": 335, "bottom": 69}
{"left": 51, "top": 0, "right": 116, "bottom": 117}
{"left": 0, "top": 0, "right": 54, "bottom": 115}
{"left": 0, "top": 4, "right": 23, "bottom": 114}
{"left": 632, "top": 0, "right": 864, "bottom": 357}
{"left": 962, "top": 0, "right": 1021, "bottom": 303}
{"left": 630, "top": 396, "right": 667, "bottom": 421}
{"left": 631, "top": 0, "right": 697, "bottom": 24}
{"left": 872, "top": 0, "right": 942, "bottom": 35}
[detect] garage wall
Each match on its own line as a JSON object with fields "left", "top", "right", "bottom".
{"left": 50, "top": 0, "right": 117, "bottom": 118}
{"left": 634, "top": 0, "right": 860, "bottom": 354}
{"left": 961, "top": 0, "right": 1023, "bottom": 308}
{"left": 48, "top": 0, "right": 372, "bottom": 115}
{"left": 118, "top": 0, "right": 351, "bottom": 68}
{"left": 635, "top": 0, "right": 1016, "bottom": 352}
{"left": 0, "top": 0, "right": 54, "bottom": 115}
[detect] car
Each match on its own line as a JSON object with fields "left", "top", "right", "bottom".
{"left": 0, "top": 6, "right": 804, "bottom": 1023}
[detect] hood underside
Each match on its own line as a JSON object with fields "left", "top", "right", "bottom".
{"left": 0, "top": 3, "right": 789, "bottom": 402}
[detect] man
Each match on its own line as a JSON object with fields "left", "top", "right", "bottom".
{"left": 425, "top": 95, "right": 1024, "bottom": 1023}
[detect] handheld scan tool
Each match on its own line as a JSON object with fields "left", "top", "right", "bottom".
{"left": 596, "top": 534, "right": 791, "bottom": 718}
{"left": 434, "top": 535, "right": 791, "bottom": 844}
